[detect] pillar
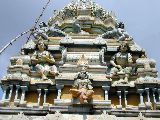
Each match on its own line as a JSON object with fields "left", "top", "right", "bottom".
{"left": 145, "top": 88, "right": 150, "bottom": 103}
{"left": 8, "top": 85, "right": 13, "bottom": 101}
{"left": 37, "top": 89, "right": 42, "bottom": 106}
{"left": 1, "top": 85, "right": 9, "bottom": 101}
{"left": 44, "top": 89, "right": 48, "bottom": 104}
{"left": 102, "top": 86, "right": 110, "bottom": 101}
{"left": 137, "top": 89, "right": 144, "bottom": 105}
{"left": 117, "top": 91, "right": 122, "bottom": 106}
{"left": 56, "top": 84, "right": 64, "bottom": 100}
{"left": 152, "top": 88, "right": 157, "bottom": 110}
{"left": 157, "top": 89, "right": 160, "bottom": 102}
{"left": 20, "top": 86, "right": 28, "bottom": 103}
{"left": 124, "top": 91, "right": 128, "bottom": 107}
{"left": 14, "top": 85, "right": 20, "bottom": 100}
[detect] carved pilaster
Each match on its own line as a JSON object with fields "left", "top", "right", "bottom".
{"left": 137, "top": 89, "right": 144, "bottom": 105}
{"left": 37, "top": 89, "right": 42, "bottom": 106}
{"left": 1, "top": 85, "right": 9, "bottom": 101}
{"left": 8, "top": 85, "right": 13, "bottom": 101}
{"left": 152, "top": 88, "right": 157, "bottom": 110}
{"left": 20, "top": 86, "right": 28, "bottom": 103}
{"left": 14, "top": 85, "right": 20, "bottom": 100}
{"left": 44, "top": 89, "right": 48, "bottom": 104}
{"left": 157, "top": 89, "right": 160, "bottom": 102}
{"left": 145, "top": 88, "right": 150, "bottom": 103}
{"left": 56, "top": 84, "right": 64, "bottom": 100}
{"left": 124, "top": 91, "right": 128, "bottom": 107}
{"left": 117, "top": 91, "right": 122, "bottom": 105}
{"left": 102, "top": 86, "right": 110, "bottom": 101}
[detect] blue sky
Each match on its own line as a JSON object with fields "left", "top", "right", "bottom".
{"left": 0, "top": 0, "right": 160, "bottom": 98}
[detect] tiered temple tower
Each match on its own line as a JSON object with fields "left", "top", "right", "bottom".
{"left": 0, "top": 0, "right": 160, "bottom": 119}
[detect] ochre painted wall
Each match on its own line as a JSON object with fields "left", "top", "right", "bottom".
{"left": 110, "top": 94, "right": 119, "bottom": 106}
{"left": 92, "top": 88, "right": 104, "bottom": 100}
{"left": 127, "top": 94, "right": 140, "bottom": 106}
{"left": 46, "top": 92, "right": 57, "bottom": 105}
{"left": 61, "top": 86, "right": 72, "bottom": 99}
{"left": 26, "top": 91, "right": 38, "bottom": 105}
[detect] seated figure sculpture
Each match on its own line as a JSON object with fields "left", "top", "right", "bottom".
{"left": 107, "top": 43, "right": 134, "bottom": 84}
{"left": 102, "top": 22, "right": 133, "bottom": 41}
{"left": 31, "top": 40, "right": 58, "bottom": 80}
{"left": 70, "top": 67, "right": 94, "bottom": 104}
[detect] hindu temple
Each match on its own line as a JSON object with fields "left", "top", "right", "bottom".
{"left": 0, "top": 0, "right": 160, "bottom": 119}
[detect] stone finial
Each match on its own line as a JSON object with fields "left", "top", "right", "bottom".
{"left": 10, "top": 112, "right": 29, "bottom": 120}
{"left": 138, "top": 112, "right": 146, "bottom": 120}
{"left": 45, "top": 111, "right": 65, "bottom": 120}
{"left": 96, "top": 111, "right": 117, "bottom": 120}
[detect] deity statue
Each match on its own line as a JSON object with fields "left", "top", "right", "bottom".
{"left": 102, "top": 22, "right": 133, "bottom": 41}
{"left": 31, "top": 40, "right": 58, "bottom": 80}
{"left": 70, "top": 67, "right": 94, "bottom": 104}
{"left": 107, "top": 43, "right": 134, "bottom": 84}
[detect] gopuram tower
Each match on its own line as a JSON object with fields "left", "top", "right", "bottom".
{"left": 0, "top": 0, "right": 160, "bottom": 119}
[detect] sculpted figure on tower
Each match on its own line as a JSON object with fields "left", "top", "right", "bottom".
{"left": 107, "top": 43, "right": 134, "bottom": 84}
{"left": 70, "top": 67, "right": 94, "bottom": 104}
{"left": 31, "top": 40, "right": 58, "bottom": 80}
{"left": 102, "top": 22, "right": 132, "bottom": 41}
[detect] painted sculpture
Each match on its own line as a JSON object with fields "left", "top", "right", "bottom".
{"left": 70, "top": 67, "right": 94, "bottom": 104}
{"left": 31, "top": 40, "right": 58, "bottom": 80}
{"left": 102, "top": 22, "right": 132, "bottom": 41}
{"left": 107, "top": 43, "right": 134, "bottom": 85}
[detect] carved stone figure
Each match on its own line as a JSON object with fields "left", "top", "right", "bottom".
{"left": 73, "top": 22, "right": 81, "bottom": 34}
{"left": 33, "top": 21, "right": 66, "bottom": 40}
{"left": 102, "top": 22, "right": 132, "bottom": 41}
{"left": 107, "top": 43, "right": 134, "bottom": 84}
{"left": 70, "top": 67, "right": 94, "bottom": 104}
{"left": 72, "top": 22, "right": 89, "bottom": 35}
{"left": 31, "top": 40, "right": 58, "bottom": 80}
{"left": 47, "top": 24, "right": 66, "bottom": 37}
{"left": 33, "top": 21, "right": 49, "bottom": 40}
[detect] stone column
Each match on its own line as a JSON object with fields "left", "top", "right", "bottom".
{"left": 152, "top": 88, "right": 157, "bottom": 103}
{"left": 56, "top": 84, "right": 64, "bottom": 100}
{"left": 20, "top": 86, "right": 28, "bottom": 103}
{"left": 145, "top": 88, "right": 150, "bottom": 103}
{"left": 44, "top": 89, "right": 48, "bottom": 104}
{"left": 137, "top": 89, "right": 145, "bottom": 109}
{"left": 157, "top": 89, "right": 160, "bottom": 102}
{"left": 1, "top": 86, "right": 9, "bottom": 101}
{"left": 37, "top": 89, "right": 42, "bottom": 106}
{"left": 102, "top": 86, "right": 110, "bottom": 101}
{"left": 152, "top": 88, "right": 157, "bottom": 110}
{"left": 8, "top": 85, "right": 13, "bottom": 101}
{"left": 117, "top": 91, "right": 122, "bottom": 106}
{"left": 124, "top": 91, "right": 128, "bottom": 107}
{"left": 137, "top": 89, "right": 144, "bottom": 105}
{"left": 14, "top": 85, "right": 20, "bottom": 100}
